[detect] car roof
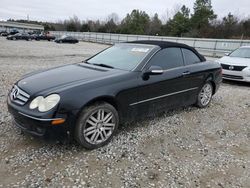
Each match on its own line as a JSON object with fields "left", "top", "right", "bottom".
{"left": 127, "top": 40, "right": 206, "bottom": 61}
{"left": 127, "top": 40, "right": 189, "bottom": 49}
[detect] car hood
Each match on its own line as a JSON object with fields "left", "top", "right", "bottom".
{"left": 218, "top": 56, "right": 250, "bottom": 66}
{"left": 17, "top": 63, "right": 126, "bottom": 95}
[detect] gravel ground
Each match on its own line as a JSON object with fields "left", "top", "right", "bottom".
{"left": 0, "top": 37, "right": 250, "bottom": 188}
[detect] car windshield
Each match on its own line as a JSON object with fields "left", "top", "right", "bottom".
{"left": 230, "top": 48, "right": 250, "bottom": 58}
{"left": 87, "top": 44, "right": 156, "bottom": 71}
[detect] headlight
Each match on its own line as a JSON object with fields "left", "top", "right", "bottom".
{"left": 29, "top": 94, "right": 60, "bottom": 112}
{"left": 245, "top": 67, "right": 250, "bottom": 76}
{"left": 29, "top": 96, "right": 44, "bottom": 109}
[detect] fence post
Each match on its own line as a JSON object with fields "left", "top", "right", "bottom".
{"left": 213, "top": 40, "right": 218, "bottom": 57}
{"left": 240, "top": 39, "right": 244, "bottom": 47}
{"left": 193, "top": 39, "right": 196, "bottom": 48}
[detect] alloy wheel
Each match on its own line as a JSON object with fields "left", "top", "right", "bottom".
{"left": 83, "top": 109, "right": 116, "bottom": 145}
{"left": 199, "top": 83, "right": 213, "bottom": 106}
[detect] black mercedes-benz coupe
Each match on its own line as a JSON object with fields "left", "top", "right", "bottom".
{"left": 7, "top": 41, "right": 222, "bottom": 149}
{"left": 54, "top": 35, "right": 79, "bottom": 44}
{"left": 6, "top": 33, "right": 32, "bottom": 41}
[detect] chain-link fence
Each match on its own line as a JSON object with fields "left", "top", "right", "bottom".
{"left": 50, "top": 31, "right": 250, "bottom": 57}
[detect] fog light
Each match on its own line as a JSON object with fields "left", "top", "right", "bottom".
{"left": 51, "top": 119, "right": 65, "bottom": 125}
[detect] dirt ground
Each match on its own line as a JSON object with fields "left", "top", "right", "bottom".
{"left": 0, "top": 37, "right": 250, "bottom": 188}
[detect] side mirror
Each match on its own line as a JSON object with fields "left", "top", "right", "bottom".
{"left": 144, "top": 66, "right": 164, "bottom": 76}
{"left": 224, "top": 53, "right": 229, "bottom": 56}
{"left": 142, "top": 66, "right": 163, "bottom": 80}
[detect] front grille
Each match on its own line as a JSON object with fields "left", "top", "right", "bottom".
{"left": 221, "top": 64, "right": 247, "bottom": 71}
{"left": 10, "top": 85, "right": 30, "bottom": 105}
{"left": 223, "top": 74, "right": 243, "bottom": 80}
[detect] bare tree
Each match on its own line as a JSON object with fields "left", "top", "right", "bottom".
{"left": 107, "top": 13, "right": 120, "bottom": 24}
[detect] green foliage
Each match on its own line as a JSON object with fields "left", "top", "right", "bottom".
{"left": 66, "top": 22, "right": 77, "bottom": 31}
{"left": 221, "top": 13, "right": 239, "bottom": 38}
{"left": 120, "top": 10, "right": 150, "bottom": 35}
{"left": 80, "top": 24, "right": 90, "bottom": 32}
{"left": 223, "top": 13, "right": 238, "bottom": 26}
{"left": 191, "top": 0, "right": 217, "bottom": 37}
{"left": 148, "top": 13, "right": 162, "bottom": 35}
{"left": 43, "top": 23, "right": 55, "bottom": 31}
{"left": 8, "top": 0, "right": 250, "bottom": 39}
{"left": 105, "top": 19, "right": 117, "bottom": 33}
{"left": 167, "top": 5, "right": 190, "bottom": 37}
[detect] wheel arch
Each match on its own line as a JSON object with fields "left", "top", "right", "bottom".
{"left": 76, "top": 95, "right": 121, "bottom": 120}
{"left": 85, "top": 96, "right": 119, "bottom": 110}
{"left": 205, "top": 74, "right": 216, "bottom": 95}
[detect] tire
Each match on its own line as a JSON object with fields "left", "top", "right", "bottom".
{"left": 196, "top": 82, "right": 213, "bottom": 108}
{"left": 13, "top": 37, "right": 16, "bottom": 40}
{"left": 59, "top": 40, "right": 62, "bottom": 43}
{"left": 75, "top": 102, "right": 119, "bottom": 149}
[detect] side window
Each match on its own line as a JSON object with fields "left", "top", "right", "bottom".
{"left": 182, "top": 48, "right": 201, "bottom": 65}
{"left": 148, "top": 48, "right": 184, "bottom": 70}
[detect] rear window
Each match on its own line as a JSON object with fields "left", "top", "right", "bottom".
{"left": 147, "top": 48, "right": 184, "bottom": 70}
{"left": 182, "top": 48, "right": 201, "bottom": 65}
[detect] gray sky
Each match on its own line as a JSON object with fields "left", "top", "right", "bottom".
{"left": 0, "top": 0, "right": 249, "bottom": 22}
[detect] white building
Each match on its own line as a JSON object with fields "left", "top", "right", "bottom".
{"left": 0, "top": 21, "right": 44, "bottom": 33}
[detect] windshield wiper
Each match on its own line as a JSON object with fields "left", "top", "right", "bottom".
{"left": 83, "top": 61, "right": 114, "bottom": 69}
{"left": 92, "top": 63, "right": 114, "bottom": 69}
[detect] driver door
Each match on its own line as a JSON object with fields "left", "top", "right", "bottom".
{"left": 134, "top": 47, "right": 195, "bottom": 116}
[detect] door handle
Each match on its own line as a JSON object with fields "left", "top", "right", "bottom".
{"left": 182, "top": 71, "right": 191, "bottom": 76}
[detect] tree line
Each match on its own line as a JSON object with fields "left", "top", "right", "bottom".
{"left": 9, "top": 0, "right": 250, "bottom": 39}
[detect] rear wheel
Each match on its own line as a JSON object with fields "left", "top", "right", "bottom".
{"left": 196, "top": 82, "right": 213, "bottom": 108}
{"left": 75, "top": 102, "right": 119, "bottom": 149}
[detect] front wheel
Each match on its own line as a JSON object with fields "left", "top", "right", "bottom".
{"left": 75, "top": 102, "right": 119, "bottom": 149}
{"left": 196, "top": 82, "right": 213, "bottom": 108}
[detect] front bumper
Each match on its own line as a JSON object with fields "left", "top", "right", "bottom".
{"left": 7, "top": 97, "right": 73, "bottom": 139}
{"left": 222, "top": 69, "right": 250, "bottom": 82}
